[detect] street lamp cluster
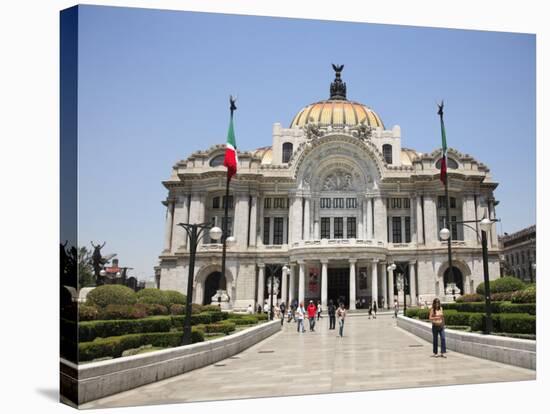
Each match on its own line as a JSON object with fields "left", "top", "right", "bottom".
{"left": 439, "top": 216, "right": 496, "bottom": 334}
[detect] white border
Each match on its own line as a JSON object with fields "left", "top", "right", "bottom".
{"left": 0, "top": 1, "right": 546, "bottom": 414}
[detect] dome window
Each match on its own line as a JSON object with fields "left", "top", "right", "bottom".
{"left": 382, "top": 144, "right": 393, "bottom": 164}
{"left": 282, "top": 142, "right": 293, "bottom": 163}
{"left": 436, "top": 157, "right": 459, "bottom": 169}
{"left": 209, "top": 154, "right": 225, "bottom": 167}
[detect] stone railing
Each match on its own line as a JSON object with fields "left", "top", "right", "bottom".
{"left": 397, "top": 316, "right": 535, "bottom": 370}
{"left": 291, "top": 239, "right": 385, "bottom": 249}
{"left": 61, "top": 320, "right": 282, "bottom": 406}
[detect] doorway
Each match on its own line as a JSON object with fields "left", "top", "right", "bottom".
{"left": 327, "top": 268, "right": 350, "bottom": 307}
{"left": 203, "top": 271, "right": 226, "bottom": 305}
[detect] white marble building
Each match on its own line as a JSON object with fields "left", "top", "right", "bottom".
{"left": 158, "top": 68, "right": 501, "bottom": 310}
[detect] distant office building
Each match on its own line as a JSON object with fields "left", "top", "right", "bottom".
{"left": 499, "top": 225, "right": 536, "bottom": 282}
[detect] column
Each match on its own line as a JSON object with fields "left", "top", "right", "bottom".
{"left": 409, "top": 260, "right": 417, "bottom": 306}
{"left": 464, "top": 274, "right": 471, "bottom": 294}
{"left": 388, "top": 265, "right": 395, "bottom": 307}
{"left": 249, "top": 195, "right": 257, "bottom": 247}
{"left": 298, "top": 261, "right": 305, "bottom": 304}
{"left": 321, "top": 259, "right": 328, "bottom": 306}
{"left": 281, "top": 265, "right": 288, "bottom": 305}
{"left": 416, "top": 195, "right": 424, "bottom": 244}
{"left": 163, "top": 199, "right": 175, "bottom": 252}
{"left": 371, "top": 259, "right": 379, "bottom": 306}
{"left": 233, "top": 194, "right": 249, "bottom": 248}
{"left": 380, "top": 261, "right": 388, "bottom": 308}
{"left": 289, "top": 195, "right": 302, "bottom": 244}
{"left": 349, "top": 259, "right": 357, "bottom": 310}
{"left": 367, "top": 196, "right": 374, "bottom": 239}
{"left": 303, "top": 197, "right": 311, "bottom": 240}
{"left": 257, "top": 195, "right": 264, "bottom": 245}
{"left": 358, "top": 199, "right": 364, "bottom": 239}
{"left": 226, "top": 279, "right": 233, "bottom": 304}
{"left": 373, "top": 197, "right": 386, "bottom": 242}
{"left": 257, "top": 263, "right": 265, "bottom": 307}
{"left": 462, "top": 194, "right": 477, "bottom": 244}
{"left": 410, "top": 196, "right": 417, "bottom": 244}
{"left": 423, "top": 195, "right": 437, "bottom": 245}
{"left": 288, "top": 264, "right": 295, "bottom": 306}
{"left": 171, "top": 194, "right": 189, "bottom": 252}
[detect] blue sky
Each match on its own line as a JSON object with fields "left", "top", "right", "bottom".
{"left": 75, "top": 5, "right": 535, "bottom": 280}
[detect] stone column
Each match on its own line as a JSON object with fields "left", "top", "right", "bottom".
{"left": 349, "top": 259, "right": 357, "bottom": 310}
{"left": 257, "top": 263, "right": 265, "bottom": 308}
{"left": 409, "top": 260, "right": 417, "bottom": 306}
{"left": 257, "top": 195, "right": 264, "bottom": 246}
{"left": 464, "top": 274, "right": 471, "bottom": 294}
{"left": 288, "top": 264, "right": 295, "bottom": 306}
{"left": 321, "top": 259, "right": 328, "bottom": 307}
{"left": 249, "top": 195, "right": 257, "bottom": 247}
{"left": 371, "top": 259, "right": 379, "bottom": 306}
{"left": 233, "top": 194, "right": 249, "bottom": 248}
{"left": 281, "top": 265, "right": 288, "bottom": 305}
{"left": 367, "top": 196, "right": 374, "bottom": 239}
{"left": 303, "top": 197, "right": 311, "bottom": 240}
{"left": 298, "top": 261, "right": 305, "bottom": 304}
{"left": 410, "top": 196, "right": 417, "bottom": 244}
{"left": 163, "top": 199, "right": 175, "bottom": 252}
{"left": 373, "top": 197, "right": 386, "bottom": 242}
{"left": 380, "top": 261, "right": 388, "bottom": 308}
{"left": 462, "top": 194, "right": 477, "bottom": 244}
{"left": 388, "top": 265, "right": 395, "bottom": 307}
{"left": 171, "top": 194, "right": 189, "bottom": 252}
{"left": 289, "top": 195, "right": 302, "bottom": 244}
{"left": 416, "top": 195, "right": 424, "bottom": 244}
{"left": 423, "top": 195, "right": 437, "bottom": 245}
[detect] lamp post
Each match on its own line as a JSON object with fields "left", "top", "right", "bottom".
{"left": 440, "top": 216, "right": 497, "bottom": 334}
{"left": 178, "top": 222, "right": 223, "bottom": 345}
{"left": 265, "top": 263, "right": 288, "bottom": 320}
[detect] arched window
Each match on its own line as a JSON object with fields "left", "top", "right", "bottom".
{"left": 382, "top": 144, "right": 392, "bottom": 164}
{"left": 282, "top": 142, "right": 293, "bottom": 163}
{"left": 209, "top": 154, "right": 225, "bottom": 167}
{"left": 436, "top": 157, "right": 459, "bottom": 169}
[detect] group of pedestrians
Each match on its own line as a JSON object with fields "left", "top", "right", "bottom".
{"left": 279, "top": 299, "right": 347, "bottom": 337}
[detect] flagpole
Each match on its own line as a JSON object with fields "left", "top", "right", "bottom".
{"left": 438, "top": 102, "right": 455, "bottom": 296}
{"left": 221, "top": 97, "right": 237, "bottom": 301}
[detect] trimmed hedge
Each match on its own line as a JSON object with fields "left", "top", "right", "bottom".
{"left": 136, "top": 288, "right": 171, "bottom": 307}
{"left": 79, "top": 305, "right": 99, "bottom": 321}
{"left": 444, "top": 301, "right": 535, "bottom": 315}
{"left": 200, "top": 305, "right": 223, "bottom": 313}
{"left": 86, "top": 285, "right": 137, "bottom": 308}
{"left": 228, "top": 316, "right": 258, "bottom": 326}
{"left": 476, "top": 276, "right": 526, "bottom": 295}
{"left": 99, "top": 304, "right": 148, "bottom": 320}
{"left": 499, "top": 313, "right": 536, "bottom": 334}
{"left": 170, "top": 304, "right": 185, "bottom": 315}
{"left": 78, "top": 329, "right": 205, "bottom": 361}
{"left": 255, "top": 313, "right": 269, "bottom": 321}
{"left": 498, "top": 302, "right": 536, "bottom": 315}
{"left": 164, "top": 290, "right": 187, "bottom": 306}
{"left": 79, "top": 316, "right": 172, "bottom": 342}
{"left": 203, "top": 321, "right": 236, "bottom": 335}
{"left": 512, "top": 285, "right": 536, "bottom": 304}
{"left": 456, "top": 293, "right": 483, "bottom": 303}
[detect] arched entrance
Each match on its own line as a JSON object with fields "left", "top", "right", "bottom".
{"left": 203, "top": 271, "right": 226, "bottom": 305}
{"left": 444, "top": 266, "right": 464, "bottom": 295}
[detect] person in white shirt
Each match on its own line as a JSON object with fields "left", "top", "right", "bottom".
{"left": 246, "top": 304, "right": 253, "bottom": 315}
{"left": 296, "top": 302, "right": 306, "bottom": 333}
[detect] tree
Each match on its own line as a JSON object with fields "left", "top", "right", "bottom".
{"left": 78, "top": 246, "right": 96, "bottom": 288}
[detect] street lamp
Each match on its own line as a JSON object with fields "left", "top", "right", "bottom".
{"left": 440, "top": 215, "right": 497, "bottom": 334}
{"left": 178, "top": 222, "right": 222, "bottom": 345}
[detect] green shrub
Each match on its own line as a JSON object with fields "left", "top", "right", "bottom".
{"left": 469, "top": 313, "right": 502, "bottom": 332}
{"left": 456, "top": 293, "right": 483, "bottom": 303}
{"left": 136, "top": 288, "right": 170, "bottom": 307}
{"left": 405, "top": 308, "right": 419, "bottom": 318}
{"left": 444, "top": 302, "right": 502, "bottom": 314}
{"left": 491, "top": 292, "right": 515, "bottom": 301}
{"left": 78, "top": 329, "right": 205, "bottom": 361}
{"left": 79, "top": 305, "right": 99, "bottom": 321}
{"left": 205, "top": 311, "right": 228, "bottom": 323}
{"left": 142, "top": 304, "right": 169, "bottom": 316}
{"left": 512, "top": 285, "right": 536, "bottom": 304}
{"left": 98, "top": 304, "right": 147, "bottom": 320}
{"left": 201, "top": 304, "right": 223, "bottom": 313}
{"left": 164, "top": 290, "right": 186, "bottom": 306}
{"left": 445, "top": 311, "right": 475, "bottom": 326}
{"left": 416, "top": 308, "right": 430, "bottom": 320}
{"left": 170, "top": 304, "right": 185, "bottom": 315}
{"left": 255, "top": 313, "right": 269, "bottom": 321}
{"left": 498, "top": 302, "right": 536, "bottom": 315}
{"left": 203, "top": 321, "right": 236, "bottom": 335}
{"left": 86, "top": 285, "right": 137, "bottom": 308}
{"left": 191, "top": 303, "right": 203, "bottom": 314}
{"left": 170, "top": 312, "right": 216, "bottom": 328}
{"left": 79, "top": 316, "right": 172, "bottom": 342}
{"left": 476, "top": 276, "right": 526, "bottom": 295}
{"left": 499, "top": 313, "right": 536, "bottom": 334}
{"left": 228, "top": 316, "right": 257, "bottom": 325}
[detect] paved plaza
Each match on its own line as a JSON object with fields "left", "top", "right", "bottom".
{"left": 82, "top": 314, "right": 535, "bottom": 409}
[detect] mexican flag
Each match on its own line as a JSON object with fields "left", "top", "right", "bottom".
{"left": 223, "top": 114, "right": 238, "bottom": 180}
{"left": 438, "top": 103, "right": 447, "bottom": 184}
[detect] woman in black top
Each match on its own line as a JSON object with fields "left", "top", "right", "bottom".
{"left": 327, "top": 300, "right": 336, "bottom": 330}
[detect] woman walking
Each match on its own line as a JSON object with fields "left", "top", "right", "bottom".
{"left": 336, "top": 303, "right": 347, "bottom": 337}
{"left": 372, "top": 301, "right": 377, "bottom": 319}
{"left": 429, "top": 298, "right": 447, "bottom": 358}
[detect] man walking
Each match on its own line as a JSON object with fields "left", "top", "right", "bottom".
{"left": 296, "top": 302, "right": 306, "bottom": 333}
{"left": 328, "top": 300, "right": 336, "bottom": 330}
{"left": 393, "top": 299, "right": 399, "bottom": 318}
{"left": 279, "top": 302, "right": 286, "bottom": 326}
{"left": 307, "top": 300, "right": 317, "bottom": 332}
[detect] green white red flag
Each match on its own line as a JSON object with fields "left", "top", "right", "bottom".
{"left": 438, "top": 102, "right": 447, "bottom": 184}
{"left": 223, "top": 113, "right": 238, "bottom": 180}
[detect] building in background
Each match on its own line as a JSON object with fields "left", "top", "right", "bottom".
{"left": 157, "top": 67, "right": 501, "bottom": 310}
{"left": 499, "top": 225, "right": 536, "bottom": 282}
